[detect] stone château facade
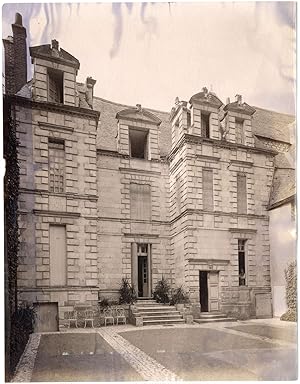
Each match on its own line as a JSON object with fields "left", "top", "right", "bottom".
{"left": 3, "top": 14, "right": 295, "bottom": 329}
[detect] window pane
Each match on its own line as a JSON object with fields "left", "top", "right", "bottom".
{"left": 130, "top": 183, "right": 151, "bottom": 220}
{"left": 203, "top": 169, "right": 213, "bottom": 210}
{"left": 236, "top": 120, "right": 244, "bottom": 144}
{"left": 237, "top": 174, "right": 247, "bottom": 214}
{"left": 49, "top": 140, "right": 65, "bottom": 193}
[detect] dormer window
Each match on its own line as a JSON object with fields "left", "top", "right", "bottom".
{"left": 236, "top": 118, "right": 244, "bottom": 144}
{"left": 201, "top": 113, "right": 210, "bottom": 138}
{"left": 129, "top": 128, "right": 148, "bottom": 159}
{"left": 48, "top": 68, "right": 63, "bottom": 103}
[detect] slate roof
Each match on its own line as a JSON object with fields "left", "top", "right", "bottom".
{"left": 252, "top": 107, "right": 294, "bottom": 144}
{"left": 94, "top": 97, "right": 295, "bottom": 155}
{"left": 269, "top": 168, "right": 295, "bottom": 209}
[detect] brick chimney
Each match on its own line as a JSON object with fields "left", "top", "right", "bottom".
{"left": 2, "top": 36, "right": 15, "bottom": 95}
{"left": 12, "top": 13, "right": 27, "bottom": 93}
{"left": 3, "top": 13, "right": 27, "bottom": 95}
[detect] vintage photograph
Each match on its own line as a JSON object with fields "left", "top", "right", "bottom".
{"left": 3, "top": 2, "right": 296, "bottom": 382}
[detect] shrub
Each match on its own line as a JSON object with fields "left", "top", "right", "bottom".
{"left": 170, "top": 286, "right": 190, "bottom": 305}
{"left": 280, "top": 260, "right": 297, "bottom": 322}
{"left": 118, "top": 278, "right": 137, "bottom": 304}
{"left": 153, "top": 276, "right": 171, "bottom": 304}
{"left": 98, "top": 298, "right": 110, "bottom": 308}
{"left": 10, "top": 304, "right": 35, "bottom": 375}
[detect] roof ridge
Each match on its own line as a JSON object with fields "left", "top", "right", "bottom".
{"left": 93, "top": 95, "right": 170, "bottom": 115}
{"left": 253, "top": 106, "right": 295, "bottom": 118}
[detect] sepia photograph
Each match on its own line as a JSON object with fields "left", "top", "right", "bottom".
{"left": 2, "top": 1, "right": 297, "bottom": 382}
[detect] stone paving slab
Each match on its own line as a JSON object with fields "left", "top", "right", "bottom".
{"left": 119, "top": 326, "right": 297, "bottom": 381}
{"left": 98, "top": 327, "right": 180, "bottom": 381}
{"left": 226, "top": 323, "right": 297, "bottom": 343}
{"left": 12, "top": 319, "right": 298, "bottom": 382}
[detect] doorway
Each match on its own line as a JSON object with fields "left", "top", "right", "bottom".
{"left": 33, "top": 302, "right": 59, "bottom": 332}
{"left": 199, "top": 271, "right": 208, "bottom": 312}
{"left": 199, "top": 271, "right": 219, "bottom": 312}
{"left": 131, "top": 243, "right": 151, "bottom": 297}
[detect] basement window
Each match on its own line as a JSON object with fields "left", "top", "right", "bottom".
{"left": 129, "top": 128, "right": 149, "bottom": 159}
{"left": 48, "top": 68, "right": 64, "bottom": 103}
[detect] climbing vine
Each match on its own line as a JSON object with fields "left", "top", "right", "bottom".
{"left": 281, "top": 260, "right": 297, "bottom": 322}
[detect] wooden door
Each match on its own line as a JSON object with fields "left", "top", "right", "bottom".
{"left": 50, "top": 225, "right": 66, "bottom": 286}
{"left": 208, "top": 272, "right": 219, "bottom": 311}
{"left": 34, "top": 303, "right": 59, "bottom": 332}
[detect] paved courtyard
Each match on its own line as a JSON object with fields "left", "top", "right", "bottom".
{"left": 13, "top": 319, "right": 297, "bottom": 382}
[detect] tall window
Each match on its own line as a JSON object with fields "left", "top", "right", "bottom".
{"left": 237, "top": 173, "right": 247, "bottom": 214}
{"left": 49, "top": 225, "right": 67, "bottom": 286}
{"left": 236, "top": 119, "right": 244, "bottom": 144}
{"left": 129, "top": 128, "right": 148, "bottom": 159}
{"left": 175, "top": 176, "right": 182, "bottom": 215}
{"left": 48, "top": 68, "right": 63, "bottom": 103}
{"left": 238, "top": 239, "right": 247, "bottom": 286}
{"left": 49, "top": 139, "right": 65, "bottom": 193}
{"left": 201, "top": 113, "right": 210, "bottom": 138}
{"left": 130, "top": 183, "right": 151, "bottom": 220}
{"left": 202, "top": 169, "right": 214, "bottom": 211}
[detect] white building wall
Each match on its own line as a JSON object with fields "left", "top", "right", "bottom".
{"left": 269, "top": 203, "right": 296, "bottom": 317}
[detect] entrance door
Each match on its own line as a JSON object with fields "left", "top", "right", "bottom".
{"left": 199, "top": 271, "right": 220, "bottom": 312}
{"left": 137, "top": 244, "right": 149, "bottom": 297}
{"left": 33, "top": 302, "right": 59, "bottom": 332}
{"left": 199, "top": 271, "right": 208, "bottom": 312}
{"left": 208, "top": 271, "right": 219, "bottom": 311}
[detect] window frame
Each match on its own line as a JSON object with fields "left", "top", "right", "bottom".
{"left": 48, "top": 138, "right": 65, "bottom": 194}
{"left": 201, "top": 112, "right": 210, "bottom": 138}
{"left": 128, "top": 127, "right": 149, "bottom": 160}
{"left": 237, "top": 173, "right": 247, "bottom": 214}
{"left": 130, "top": 183, "right": 151, "bottom": 221}
{"left": 202, "top": 168, "right": 214, "bottom": 211}
{"left": 47, "top": 68, "right": 64, "bottom": 104}
{"left": 235, "top": 118, "right": 245, "bottom": 145}
{"left": 238, "top": 239, "right": 247, "bottom": 286}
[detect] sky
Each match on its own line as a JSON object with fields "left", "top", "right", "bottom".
{"left": 2, "top": 2, "right": 296, "bottom": 115}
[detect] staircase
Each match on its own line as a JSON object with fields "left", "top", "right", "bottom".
{"left": 194, "top": 311, "right": 236, "bottom": 324}
{"left": 132, "top": 299, "right": 185, "bottom": 326}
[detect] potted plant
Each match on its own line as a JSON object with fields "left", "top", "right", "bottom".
{"left": 153, "top": 276, "right": 171, "bottom": 304}
{"left": 170, "top": 286, "right": 190, "bottom": 312}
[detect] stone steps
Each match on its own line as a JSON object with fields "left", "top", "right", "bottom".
{"left": 194, "top": 311, "right": 236, "bottom": 324}
{"left": 136, "top": 310, "right": 181, "bottom": 317}
{"left": 194, "top": 317, "right": 236, "bottom": 324}
{"left": 143, "top": 318, "right": 185, "bottom": 326}
{"left": 132, "top": 299, "right": 185, "bottom": 326}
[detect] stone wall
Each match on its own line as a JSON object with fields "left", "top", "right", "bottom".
{"left": 97, "top": 151, "right": 171, "bottom": 300}
{"left": 16, "top": 102, "right": 99, "bottom": 326}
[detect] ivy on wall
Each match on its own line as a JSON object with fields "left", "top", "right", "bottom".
{"left": 281, "top": 260, "right": 297, "bottom": 322}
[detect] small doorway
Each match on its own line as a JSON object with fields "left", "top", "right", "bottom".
{"left": 199, "top": 271, "right": 208, "bottom": 312}
{"left": 33, "top": 302, "right": 59, "bottom": 332}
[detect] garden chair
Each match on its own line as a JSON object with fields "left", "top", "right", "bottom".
{"left": 103, "top": 307, "right": 114, "bottom": 326}
{"left": 115, "top": 307, "right": 126, "bottom": 325}
{"left": 66, "top": 310, "right": 78, "bottom": 328}
{"left": 84, "top": 309, "right": 95, "bottom": 328}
